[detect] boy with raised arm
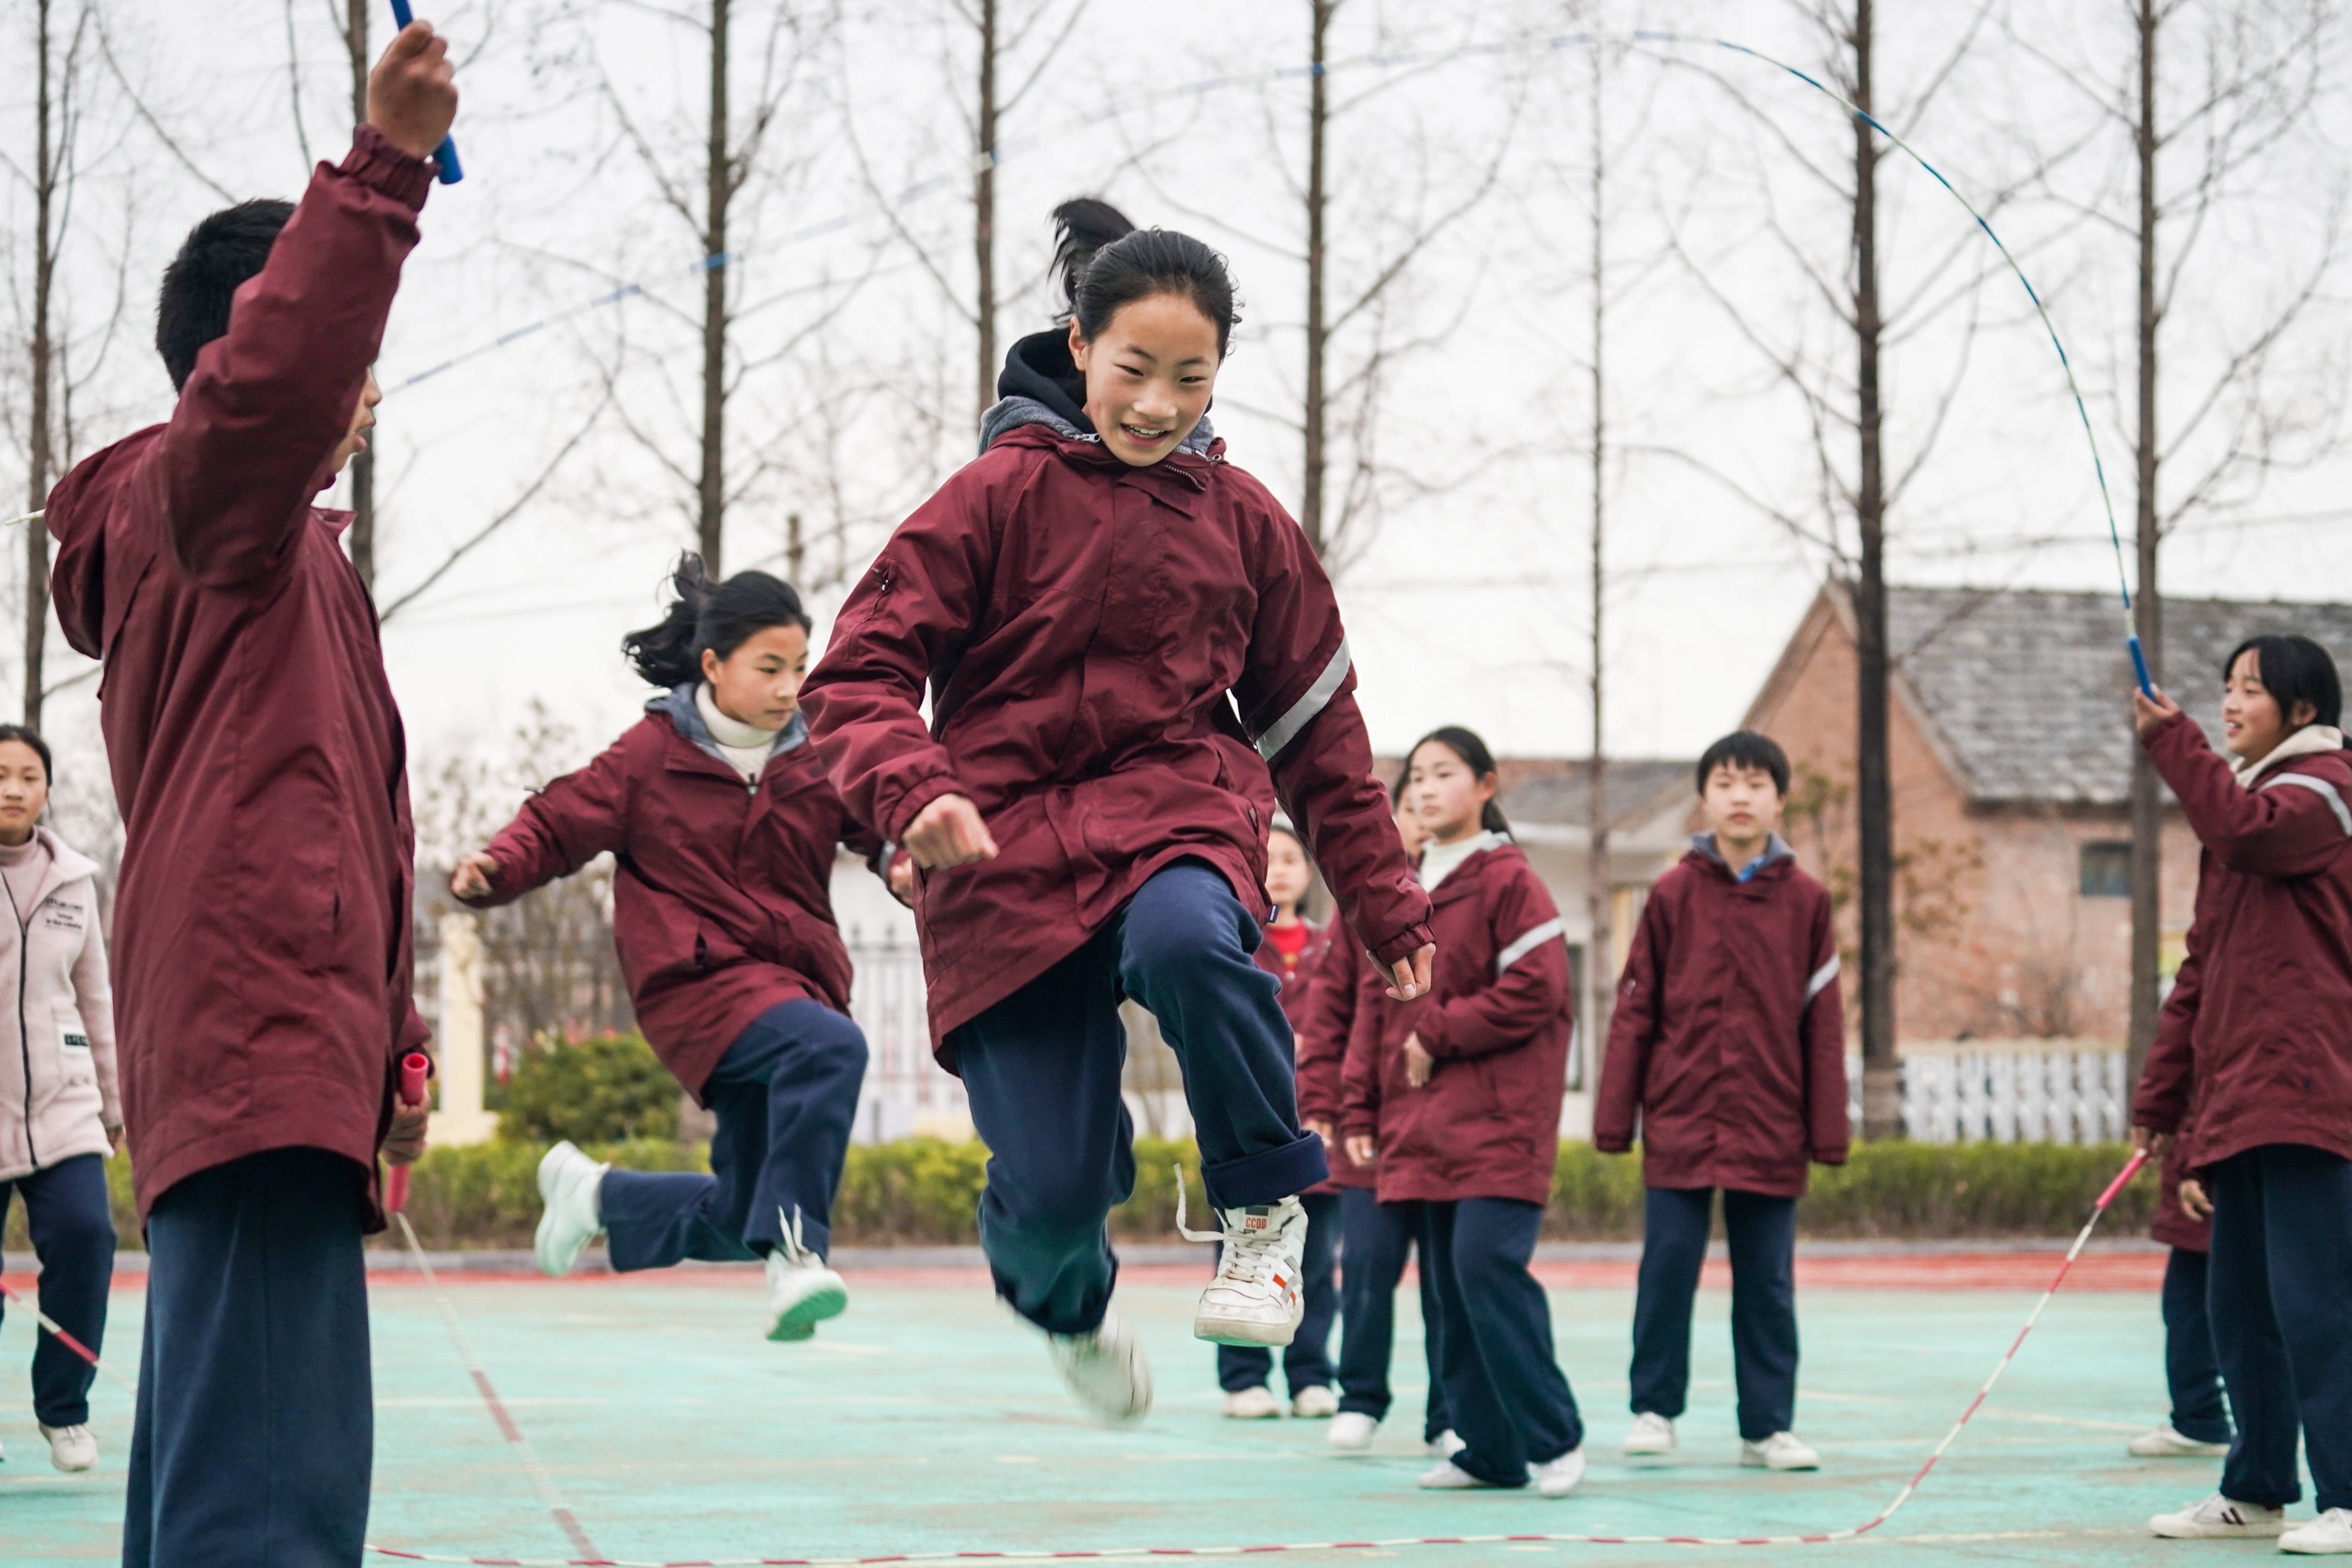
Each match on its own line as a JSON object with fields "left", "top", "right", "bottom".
{"left": 41, "top": 24, "right": 456, "bottom": 1565}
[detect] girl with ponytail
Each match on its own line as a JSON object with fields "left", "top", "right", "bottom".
{"left": 803, "top": 199, "right": 1435, "bottom": 1422}
{"left": 453, "top": 555, "right": 903, "bottom": 1345}
{"left": 1340, "top": 726, "right": 1586, "bottom": 1496}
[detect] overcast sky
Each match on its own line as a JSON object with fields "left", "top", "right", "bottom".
{"left": 8, "top": 0, "right": 2352, "bottom": 824}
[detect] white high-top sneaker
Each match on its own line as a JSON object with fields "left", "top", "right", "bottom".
{"left": 1328, "top": 1411, "right": 1380, "bottom": 1452}
{"left": 534, "top": 1141, "right": 608, "bottom": 1278}
{"left": 1176, "top": 1172, "right": 1308, "bottom": 1347}
{"left": 39, "top": 1424, "right": 95, "bottom": 1473}
{"left": 764, "top": 1208, "right": 849, "bottom": 1342}
{"left": 1048, "top": 1308, "right": 1152, "bottom": 1422}
{"left": 1624, "top": 1412, "right": 1676, "bottom": 1458}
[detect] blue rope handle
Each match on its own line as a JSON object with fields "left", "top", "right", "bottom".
{"left": 386, "top": 0, "right": 463, "bottom": 184}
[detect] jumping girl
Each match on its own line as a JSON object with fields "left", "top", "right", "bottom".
{"left": 454, "top": 558, "right": 896, "bottom": 1343}
{"left": 1341, "top": 726, "right": 1582, "bottom": 1496}
{"left": 802, "top": 198, "right": 1433, "bottom": 1420}
{"left": 1220, "top": 818, "right": 1340, "bottom": 1421}
{"left": 1305, "top": 780, "right": 1455, "bottom": 1457}
{"left": 2133, "top": 634, "right": 2352, "bottom": 1553}
{"left": 0, "top": 727, "right": 119, "bottom": 1475}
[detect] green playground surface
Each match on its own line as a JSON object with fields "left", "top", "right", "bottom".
{"left": 0, "top": 1261, "right": 2306, "bottom": 1567}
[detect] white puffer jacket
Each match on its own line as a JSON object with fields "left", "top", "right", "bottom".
{"left": 0, "top": 827, "right": 119, "bottom": 1182}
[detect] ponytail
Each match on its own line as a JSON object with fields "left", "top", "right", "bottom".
{"left": 1049, "top": 196, "right": 1242, "bottom": 358}
{"left": 1407, "top": 725, "right": 1511, "bottom": 836}
{"left": 621, "top": 554, "right": 812, "bottom": 689}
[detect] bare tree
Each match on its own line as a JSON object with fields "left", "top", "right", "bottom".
{"left": 2007, "top": 0, "right": 2341, "bottom": 1084}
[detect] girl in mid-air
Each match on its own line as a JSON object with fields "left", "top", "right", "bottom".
{"left": 803, "top": 198, "right": 1432, "bottom": 1420}
{"left": 1220, "top": 818, "right": 1341, "bottom": 1421}
{"left": 1342, "top": 726, "right": 1582, "bottom": 1495}
{"left": 454, "top": 558, "right": 898, "bottom": 1343}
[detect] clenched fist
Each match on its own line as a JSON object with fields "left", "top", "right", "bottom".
{"left": 368, "top": 21, "right": 458, "bottom": 163}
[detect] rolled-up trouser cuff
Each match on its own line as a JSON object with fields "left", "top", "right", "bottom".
{"left": 1203, "top": 1131, "right": 1329, "bottom": 1210}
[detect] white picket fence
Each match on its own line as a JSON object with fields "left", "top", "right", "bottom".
{"left": 1847, "top": 1043, "right": 2131, "bottom": 1146}
{"left": 843, "top": 929, "right": 968, "bottom": 1144}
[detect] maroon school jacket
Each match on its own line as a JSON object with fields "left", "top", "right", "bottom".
{"left": 1257, "top": 918, "right": 1331, "bottom": 1035}
{"left": 461, "top": 694, "right": 882, "bottom": 1098}
{"left": 1595, "top": 837, "right": 1849, "bottom": 1199}
{"left": 44, "top": 128, "right": 435, "bottom": 1225}
{"left": 2133, "top": 711, "right": 2352, "bottom": 1172}
{"left": 1340, "top": 839, "right": 1573, "bottom": 1207}
{"left": 801, "top": 422, "right": 1432, "bottom": 1058}
{"left": 1295, "top": 931, "right": 1376, "bottom": 1191}
{"left": 2152, "top": 1133, "right": 2211, "bottom": 1253}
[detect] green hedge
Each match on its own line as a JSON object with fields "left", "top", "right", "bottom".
{"left": 1, "top": 1138, "right": 2155, "bottom": 1254}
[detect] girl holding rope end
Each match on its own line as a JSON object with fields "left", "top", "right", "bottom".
{"left": 2131, "top": 634, "right": 2352, "bottom": 1554}
{"left": 454, "top": 558, "right": 905, "bottom": 1343}
{"left": 802, "top": 199, "right": 1433, "bottom": 1420}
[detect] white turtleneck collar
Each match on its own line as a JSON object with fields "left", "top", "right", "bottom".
{"left": 1419, "top": 829, "right": 1504, "bottom": 891}
{"left": 695, "top": 684, "right": 780, "bottom": 783}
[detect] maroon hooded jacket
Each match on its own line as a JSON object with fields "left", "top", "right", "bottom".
{"left": 44, "top": 129, "right": 435, "bottom": 1224}
{"left": 801, "top": 421, "right": 1432, "bottom": 1059}
{"left": 2133, "top": 711, "right": 2352, "bottom": 1172}
{"left": 1296, "top": 931, "right": 1375, "bottom": 1190}
{"left": 2152, "top": 1133, "right": 2212, "bottom": 1253}
{"left": 461, "top": 692, "right": 883, "bottom": 1098}
{"left": 1596, "top": 836, "right": 1848, "bottom": 1199}
{"left": 1340, "top": 839, "right": 1573, "bottom": 1208}
{"left": 1256, "top": 917, "right": 1330, "bottom": 1034}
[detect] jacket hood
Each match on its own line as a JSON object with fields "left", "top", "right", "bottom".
{"left": 44, "top": 429, "right": 159, "bottom": 660}
{"left": 1688, "top": 831, "right": 1796, "bottom": 878}
{"left": 32, "top": 825, "right": 102, "bottom": 888}
{"left": 649, "top": 682, "right": 808, "bottom": 773}
{"left": 978, "top": 328, "right": 1217, "bottom": 458}
{"left": 2232, "top": 723, "right": 2344, "bottom": 787}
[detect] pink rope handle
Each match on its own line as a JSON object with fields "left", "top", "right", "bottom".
{"left": 386, "top": 1051, "right": 433, "bottom": 1215}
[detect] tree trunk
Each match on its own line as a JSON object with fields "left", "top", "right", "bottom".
{"left": 1299, "top": 0, "right": 1334, "bottom": 557}
{"left": 1850, "top": 0, "right": 1899, "bottom": 1139}
{"left": 698, "top": 0, "right": 732, "bottom": 573}
{"left": 786, "top": 510, "right": 804, "bottom": 584}
{"left": 345, "top": 0, "right": 375, "bottom": 593}
{"left": 974, "top": 0, "right": 997, "bottom": 430}
{"left": 1585, "top": 40, "right": 1613, "bottom": 1084}
{"left": 2127, "top": 0, "right": 2163, "bottom": 1090}
{"left": 24, "top": 0, "right": 57, "bottom": 728}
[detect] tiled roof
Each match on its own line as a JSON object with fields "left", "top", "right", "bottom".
{"left": 1887, "top": 586, "right": 2352, "bottom": 806}
{"left": 1499, "top": 758, "right": 1695, "bottom": 830}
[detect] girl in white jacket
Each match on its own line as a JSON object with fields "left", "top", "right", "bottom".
{"left": 0, "top": 725, "right": 120, "bottom": 1473}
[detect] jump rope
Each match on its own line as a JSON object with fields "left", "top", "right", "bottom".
{"left": 0, "top": 20, "right": 2169, "bottom": 1564}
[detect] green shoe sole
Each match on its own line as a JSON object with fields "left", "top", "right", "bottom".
{"left": 767, "top": 1281, "right": 849, "bottom": 1343}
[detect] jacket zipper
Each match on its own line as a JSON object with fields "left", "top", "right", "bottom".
{"left": 4, "top": 876, "right": 35, "bottom": 1170}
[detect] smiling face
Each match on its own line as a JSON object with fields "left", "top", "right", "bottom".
{"left": 1068, "top": 292, "right": 1221, "bottom": 466}
{"left": 701, "top": 622, "right": 812, "bottom": 732}
{"left": 330, "top": 368, "right": 382, "bottom": 478}
{"left": 1407, "top": 740, "right": 1497, "bottom": 846}
{"left": 0, "top": 740, "right": 50, "bottom": 848}
{"left": 2221, "top": 646, "right": 2315, "bottom": 762}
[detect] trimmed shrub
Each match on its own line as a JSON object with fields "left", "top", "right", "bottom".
{"left": 498, "top": 1034, "right": 678, "bottom": 1145}
{"left": 392, "top": 1137, "right": 703, "bottom": 1250}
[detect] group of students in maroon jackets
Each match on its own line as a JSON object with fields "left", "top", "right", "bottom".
{"left": 24, "top": 14, "right": 2352, "bottom": 1562}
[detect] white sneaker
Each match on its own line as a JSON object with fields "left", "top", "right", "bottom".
{"left": 1223, "top": 1385, "right": 1281, "bottom": 1419}
{"left": 1533, "top": 1447, "right": 1587, "bottom": 1498}
{"left": 2282, "top": 1508, "right": 2352, "bottom": 1555}
{"left": 1624, "top": 1411, "right": 1676, "bottom": 1458}
{"left": 533, "top": 1141, "right": 607, "bottom": 1278}
{"left": 764, "top": 1209, "right": 848, "bottom": 1342}
{"left": 2128, "top": 1424, "right": 2232, "bottom": 1459}
{"left": 1427, "top": 1428, "right": 1467, "bottom": 1458}
{"left": 39, "top": 1424, "right": 95, "bottom": 1473}
{"left": 1292, "top": 1384, "right": 1340, "bottom": 1419}
{"left": 1182, "top": 1190, "right": 1309, "bottom": 1347}
{"left": 1740, "top": 1431, "right": 1820, "bottom": 1471}
{"left": 1418, "top": 1458, "right": 1497, "bottom": 1490}
{"left": 1047, "top": 1308, "right": 1152, "bottom": 1422}
{"left": 2149, "top": 1493, "right": 2288, "bottom": 1539}
{"left": 1328, "top": 1411, "right": 1379, "bottom": 1452}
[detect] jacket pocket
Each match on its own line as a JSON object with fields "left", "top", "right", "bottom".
{"left": 54, "top": 1003, "right": 95, "bottom": 1088}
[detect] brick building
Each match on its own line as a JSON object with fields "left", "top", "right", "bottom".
{"left": 1745, "top": 582, "right": 2352, "bottom": 1049}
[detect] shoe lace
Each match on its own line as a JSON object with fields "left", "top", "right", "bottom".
{"left": 776, "top": 1205, "right": 816, "bottom": 1268}
{"left": 1171, "top": 1164, "right": 1282, "bottom": 1289}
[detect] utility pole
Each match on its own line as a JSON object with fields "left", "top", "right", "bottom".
{"left": 2126, "top": 0, "right": 2163, "bottom": 1087}
{"left": 24, "top": 0, "right": 60, "bottom": 728}
{"left": 698, "top": 0, "right": 732, "bottom": 572}
{"left": 344, "top": 0, "right": 376, "bottom": 592}
{"left": 1584, "top": 37, "right": 1613, "bottom": 1079}
{"left": 974, "top": 0, "right": 998, "bottom": 428}
{"left": 1300, "top": 0, "right": 1335, "bottom": 556}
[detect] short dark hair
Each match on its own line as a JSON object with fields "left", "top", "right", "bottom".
{"left": 1051, "top": 197, "right": 1242, "bottom": 359}
{"left": 157, "top": 199, "right": 295, "bottom": 391}
{"left": 2223, "top": 634, "right": 2342, "bottom": 729}
{"left": 1406, "top": 725, "right": 1511, "bottom": 835}
{"left": 621, "top": 554, "right": 812, "bottom": 688}
{"left": 1696, "top": 730, "right": 1790, "bottom": 797}
{"left": 0, "top": 724, "right": 55, "bottom": 784}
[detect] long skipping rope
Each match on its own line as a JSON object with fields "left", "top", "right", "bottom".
{"left": 3, "top": 21, "right": 2164, "bottom": 697}
{"left": 352, "top": 1152, "right": 2148, "bottom": 1565}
